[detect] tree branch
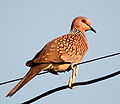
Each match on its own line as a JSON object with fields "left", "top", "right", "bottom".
{"left": 22, "top": 70, "right": 120, "bottom": 104}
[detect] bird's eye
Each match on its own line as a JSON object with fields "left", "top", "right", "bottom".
{"left": 81, "top": 19, "right": 86, "bottom": 23}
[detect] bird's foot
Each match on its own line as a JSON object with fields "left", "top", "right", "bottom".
{"left": 68, "top": 77, "right": 76, "bottom": 89}
{"left": 68, "top": 63, "right": 79, "bottom": 89}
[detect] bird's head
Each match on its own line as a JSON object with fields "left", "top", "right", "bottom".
{"left": 71, "top": 16, "right": 96, "bottom": 33}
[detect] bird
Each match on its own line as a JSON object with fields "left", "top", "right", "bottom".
{"left": 6, "top": 16, "right": 96, "bottom": 97}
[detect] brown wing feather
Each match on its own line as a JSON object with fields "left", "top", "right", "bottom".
{"left": 26, "top": 39, "right": 65, "bottom": 67}
{"left": 26, "top": 33, "right": 88, "bottom": 67}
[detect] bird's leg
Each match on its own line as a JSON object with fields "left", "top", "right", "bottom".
{"left": 68, "top": 63, "right": 79, "bottom": 89}
{"left": 73, "top": 65, "right": 79, "bottom": 77}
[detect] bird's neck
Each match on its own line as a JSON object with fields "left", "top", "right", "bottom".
{"left": 70, "top": 28, "right": 88, "bottom": 45}
{"left": 70, "top": 28, "right": 85, "bottom": 35}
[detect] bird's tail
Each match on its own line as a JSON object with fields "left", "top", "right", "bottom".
{"left": 6, "top": 64, "right": 49, "bottom": 97}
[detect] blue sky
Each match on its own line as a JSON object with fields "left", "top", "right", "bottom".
{"left": 0, "top": 0, "right": 120, "bottom": 104}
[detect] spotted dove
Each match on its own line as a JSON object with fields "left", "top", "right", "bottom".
{"left": 6, "top": 16, "right": 96, "bottom": 97}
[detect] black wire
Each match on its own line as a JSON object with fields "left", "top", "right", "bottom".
{"left": 22, "top": 70, "right": 120, "bottom": 104}
{"left": 0, "top": 52, "right": 120, "bottom": 86}
{"left": 76, "top": 52, "right": 120, "bottom": 66}
{"left": 0, "top": 78, "right": 23, "bottom": 86}
{"left": 0, "top": 72, "right": 48, "bottom": 85}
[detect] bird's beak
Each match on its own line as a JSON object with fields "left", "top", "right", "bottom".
{"left": 86, "top": 23, "right": 96, "bottom": 33}
{"left": 90, "top": 26, "right": 96, "bottom": 33}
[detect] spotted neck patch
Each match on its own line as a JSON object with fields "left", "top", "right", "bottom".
{"left": 70, "top": 28, "right": 82, "bottom": 35}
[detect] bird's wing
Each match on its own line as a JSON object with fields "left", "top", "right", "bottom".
{"left": 26, "top": 37, "right": 65, "bottom": 67}
{"left": 26, "top": 33, "right": 88, "bottom": 67}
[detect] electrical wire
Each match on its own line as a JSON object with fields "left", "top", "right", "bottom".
{"left": 0, "top": 52, "right": 120, "bottom": 86}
